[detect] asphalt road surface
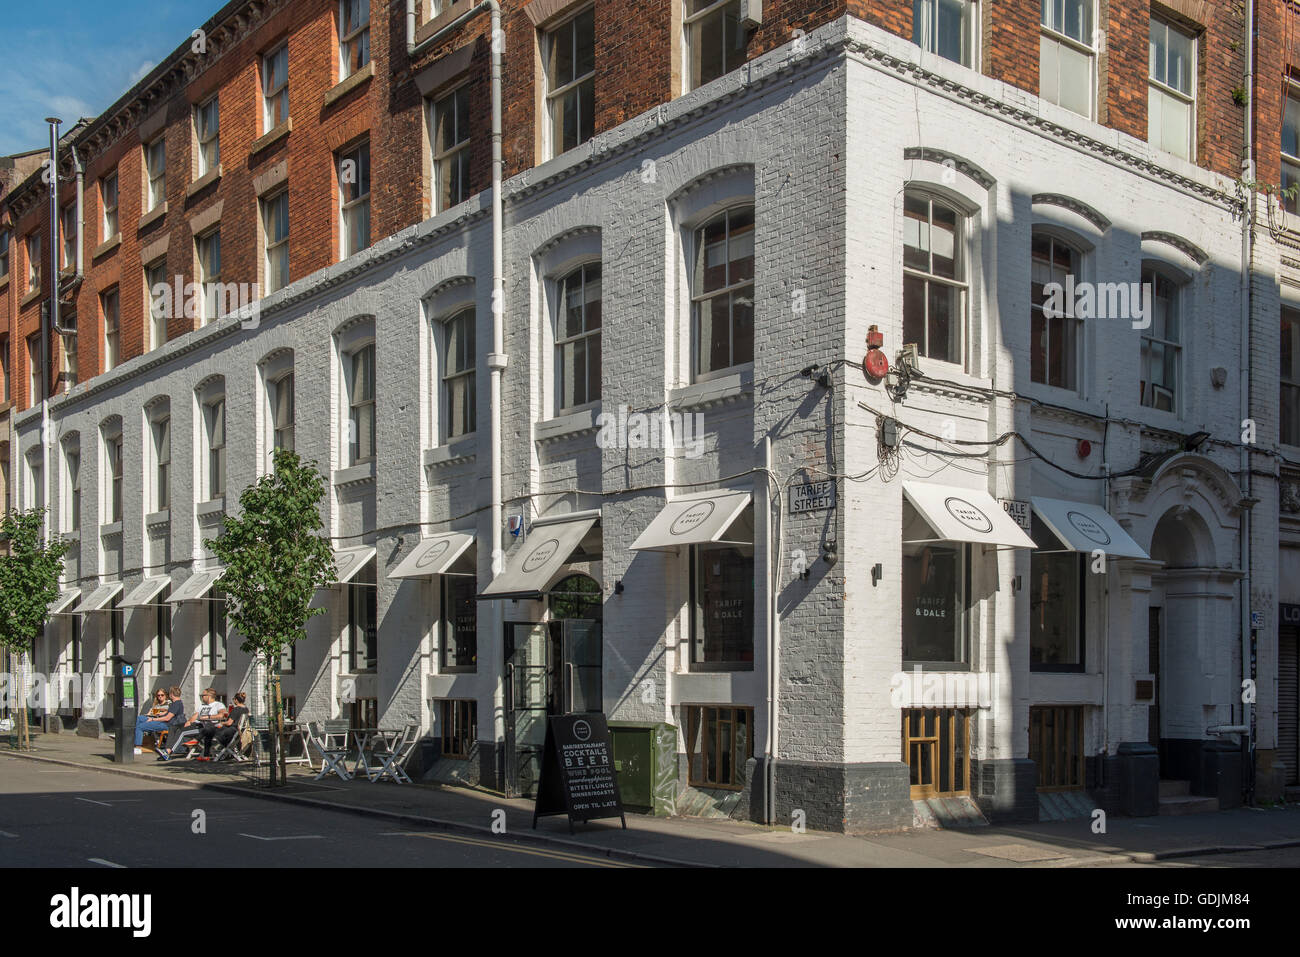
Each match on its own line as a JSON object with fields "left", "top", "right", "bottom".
{"left": 0, "top": 753, "right": 637, "bottom": 868}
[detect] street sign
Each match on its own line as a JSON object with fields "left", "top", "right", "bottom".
{"left": 532, "top": 713, "right": 626, "bottom": 833}
{"left": 1000, "top": 499, "right": 1031, "bottom": 532}
{"left": 790, "top": 480, "right": 836, "bottom": 514}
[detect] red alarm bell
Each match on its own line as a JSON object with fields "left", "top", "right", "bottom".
{"left": 863, "top": 325, "right": 889, "bottom": 380}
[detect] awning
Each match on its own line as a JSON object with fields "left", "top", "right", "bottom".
{"left": 168, "top": 569, "right": 225, "bottom": 604}
{"left": 71, "top": 582, "right": 125, "bottom": 614}
{"left": 121, "top": 576, "right": 172, "bottom": 608}
{"left": 388, "top": 532, "right": 475, "bottom": 580}
{"left": 48, "top": 589, "right": 81, "bottom": 616}
{"left": 331, "top": 545, "right": 376, "bottom": 585}
{"left": 1031, "top": 497, "right": 1149, "bottom": 559}
{"left": 479, "top": 517, "right": 598, "bottom": 600}
{"left": 903, "top": 482, "right": 1035, "bottom": 549}
{"left": 630, "top": 490, "right": 752, "bottom": 551}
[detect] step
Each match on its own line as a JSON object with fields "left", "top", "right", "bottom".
{"left": 912, "top": 796, "right": 989, "bottom": 829}
{"left": 1158, "top": 794, "right": 1220, "bottom": 816}
{"left": 1158, "top": 779, "right": 1191, "bottom": 798}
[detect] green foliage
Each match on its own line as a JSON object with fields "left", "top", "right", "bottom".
{"left": 207, "top": 450, "right": 336, "bottom": 670}
{"left": 0, "top": 508, "right": 70, "bottom": 657}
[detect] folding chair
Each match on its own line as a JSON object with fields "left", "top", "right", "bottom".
{"left": 211, "top": 713, "right": 251, "bottom": 763}
{"left": 163, "top": 725, "right": 206, "bottom": 759}
{"left": 365, "top": 724, "right": 419, "bottom": 784}
{"left": 308, "top": 720, "right": 353, "bottom": 781}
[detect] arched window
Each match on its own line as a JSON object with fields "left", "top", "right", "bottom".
{"left": 439, "top": 308, "right": 475, "bottom": 441}
{"left": 1140, "top": 264, "right": 1182, "bottom": 413}
{"left": 691, "top": 206, "right": 754, "bottom": 379}
{"left": 555, "top": 263, "right": 601, "bottom": 411}
{"left": 903, "top": 190, "right": 966, "bottom": 365}
{"left": 1031, "top": 232, "right": 1082, "bottom": 390}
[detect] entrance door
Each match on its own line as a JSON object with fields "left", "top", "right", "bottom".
{"left": 504, "top": 623, "right": 549, "bottom": 798}
{"left": 558, "top": 619, "right": 602, "bottom": 714}
{"left": 1148, "top": 607, "right": 1162, "bottom": 751}
{"left": 902, "top": 708, "right": 971, "bottom": 799}
{"left": 1280, "top": 625, "right": 1299, "bottom": 787}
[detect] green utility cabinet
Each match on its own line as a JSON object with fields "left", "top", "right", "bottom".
{"left": 608, "top": 721, "right": 678, "bottom": 816}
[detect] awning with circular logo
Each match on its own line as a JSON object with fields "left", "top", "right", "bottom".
{"left": 479, "top": 516, "right": 599, "bottom": 600}
{"left": 168, "top": 569, "right": 225, "bottom": 604}
{"left": 71, "top": 581, "right": 125, "bottom": 614}
{"left": 629, "top": 489, "right": 753, "bottom": 552}
{"left": 47, "top": 588, "right": 81, "bottom": 617}
{"left": 388, "top": 532, "right": 475, "bottom": 580}
{"left": 902, "top": 482, "right": 1035, "bottom": 549}
{"left": 121, "top": 576, "right": 172, "bottom": 608}
{"left": 330, "top": 545, "right": 377, "bottom": 585}
{"left": 1031, "top": 497, "right": 1149, "bottom": 559}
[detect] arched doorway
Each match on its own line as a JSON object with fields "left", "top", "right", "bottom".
{"left": 502, "top": 574, "right": 604, "bottom": 797}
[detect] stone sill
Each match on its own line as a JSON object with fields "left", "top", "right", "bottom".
{"left": 324, "top": 61, "right": 374, "bottom": 109}
{"left": 535, "top": 405, "right": 598, "bottom": 442}
{"left": 138, "top": 202, "right": 168, "bottom": 232}
{"left": 145, "top": 508, "right": 170, "bottom": 527}
{"left": 92, "top": 235, "right": 121, "bottom": 260}
{"left": 186, "top": 165, "right": 223, "bottom": 199}
{"left": 21, "top": 286, "right": 42, "bottom": 307}
{"left": 250, "top": 118, "right": 292, "bottom": 157}
{"left": 99, "top": 521, "right": 123, "bottom": 537}
{"left": 333, "top": 460, "right": 376, "bottom": 486}
{"left": 0, "top": 274, "right": 9, "bottom": 294}
{"left": 423, "top": 435, "right": 477, "bottom": 468}
{"left": 668, "top": 368, "right": 754, "bottom": 410}
{"left": 196, "top": 497, "right": 225, "bottom": 518}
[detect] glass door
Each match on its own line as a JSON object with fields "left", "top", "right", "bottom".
{"left": 562, "top": 619, "right": 602, "bottom": 714}
{"left": 504, "top": 622, "right": 548, "bottom": 798}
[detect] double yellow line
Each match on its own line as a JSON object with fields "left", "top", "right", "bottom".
{"left": 399, "top": 830, "right": 641, "bottom": 868}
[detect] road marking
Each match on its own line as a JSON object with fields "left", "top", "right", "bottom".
{"left": 88, "top": 858, "right": 125, "bottom": 868}
{"left": 391, "top": 831, "right": 637, "bottom": 868}
{"left": 238, "top": 833, "right": 324, "bottom": 841}
{"left": 76, "top": 798, "right": 113, "bottom": 807}
{"left": 0, "top": 830, "right": 17, "bottom": 838}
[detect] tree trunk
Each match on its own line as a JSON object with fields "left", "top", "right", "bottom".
{"left": 273, "top": 668, "right": 286, "bottom": 786}
{"left": 265, "top": 653, "right": 278, "bottom": 784}
{"left": 17, "top": 651, "right": 28, "bottom": 751}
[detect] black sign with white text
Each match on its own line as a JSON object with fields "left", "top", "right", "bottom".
{"left": 532, "top": 713, "right": 626, "bottom": 832}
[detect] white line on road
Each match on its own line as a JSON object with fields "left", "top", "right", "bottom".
{"left": 88, "top": 858, "right": 125, "bottom": 868}
{"left": 76, "top": 798, "right": 113, "bottom": 807}
{"left": 238, "top": 833, "right": 324, "bottom": 841}
{"left": 0, "top": 830, "right": 17, "bottom": 838}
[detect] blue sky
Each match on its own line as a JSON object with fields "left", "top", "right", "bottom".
{"left": 0, "top": 1, "right": 219, "bottom": 154}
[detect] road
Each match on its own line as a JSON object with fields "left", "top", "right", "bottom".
{"left": 0, "top": 753, "right": 638, "bottom": 868}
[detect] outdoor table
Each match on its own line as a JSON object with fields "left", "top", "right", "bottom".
{"left": 352, "top": 728, "right": 406, "bottom": 782}
{"left": 277, "top": 720, "right": 313, "bottom": 767}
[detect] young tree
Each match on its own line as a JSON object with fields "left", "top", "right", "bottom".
{"left": 208, "top": 449, "right": 335, "bottom": 784}
{"left": 0, "top": 508, "right": 71, "bottom": 750}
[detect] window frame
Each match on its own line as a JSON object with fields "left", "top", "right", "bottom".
{"left": 201, "top": 393, "right": 227, "bottom": 501}
{"left": 196, "top": 228, "right": 222, "bottom": 326}
{"left": 554, "top": 261, "right": 602, "bottom": 412}
{"left": 101, "top": 287, "right": 120, "bottom": 372}
{"left": 155, "top": 586, "right": 173, "bottom": 674}
{"left": 683, "top": 0, "right": 747, "bottom": 94}
{"left": 1029, "top": 516, "right": 1087, "bottom": 673}
{"left": 438, "top": 308, "right": 476, "bottom": 443}
{"left": 64, "top": 444, "right": 81, "bottom": 533}
{"left": 0, "top": 228, "right": 10, "bottom": 277}
{"left": 1282, "top": 86, "right": 1300, "bottom": 216}
{"left": 901, "top": 535, "right": 972, "bottom": 671}
{"left": 104, "top": 427, "right": 123, "bottom": 525}
{"left": 1147, "top": 16, "right": 1197, "bottom": 160}
{"left": 1039, "top": 0, "right": 1096, "bottom": 120}
{"left": 338, "top": 0, "right": 371, "bottom": 80}
{"left": 61, "top": 203, "right": 76, "bottom": 270}
{"left": 145, "top": 136, "right": 167, "bottom": 212}
{"left": 271, "top": 371, "right": 295, "bottom": 454}
{"left": 686, "top": 506, "right": 756, "bottom": 672}
{"left": 912, "top": 0, "right": 978, "bottom": 69}
{"left": 60, "top": 312, "right": 77, "bottom": 391}
{"left": 338, "top": 141, "right": 371, "bottom": 260}
{"left": 902, "top": 189, "right": 968, "bottom": 368}
{"left": 438, "top": 698, "right": 477, "bottom": 757}
{"left": 26, "top": 233, "right": 41, "bottom": 294}
{"left": 261, "top": 188, "right": 290, "bottom": 294}
{"left": 1030, "top": 231, "right": 1084, "bottom": 392}
{"left": 1282, "top": 306, "right": 1300, "bottom": 447}
{"left": 346, "top": 342, "right": 377, "bottom": 465}
{"left": 208, "top": 588, "right": 228, "bottom": 675}
{"left": 440, "top": 573, "right": 478, "bottom": 673}
{"left": 348, "top": 561, "right": 378, "bottom": 673}
{"left": 195, "top": 96, "right": 220, "bottom": 177}
{"left": 542, "top": 6, "right": 596, "bottom": 159}
{"left": 152, "top": 414, "right": 171, "bottom": 512}
{"left": 429, "top": 83, "right": 472, "bottom": 214}
{"left": 100, "top": 171, "right": 119, "bottom": 242}
{"left": 1139, "top": 263, "right": 1183, "bottom": 414}
{"left": 262, "top": 43, "right": 290, "bottom": 132}
{"left": 146, "top": 259, "right": 169, "bottom": 349}
{"left": 689, "top": 204, "right": 755, "bottom": 382}
{"left": 684, "top": 704, "right": 753, "bottom": 790}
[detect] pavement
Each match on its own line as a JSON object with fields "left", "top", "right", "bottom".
{"left": 6, "top": 733, "right": 1300, "bottom": 868}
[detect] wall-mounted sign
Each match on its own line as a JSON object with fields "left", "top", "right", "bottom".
{"left": 532, "top": 713, "right": 626, "bottom": 833}
{"left": 790, "top": 481, "right": 836, "bottom": 514}
{"left": 1000, "top": 499, "right": 1031, "bottom": 532}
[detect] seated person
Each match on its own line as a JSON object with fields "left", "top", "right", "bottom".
{"left": 199, "top": 692, "right": 250, "bottom": 760}
{"left": 134, "top": 686, "right": 185, "bottom": 754}
{"left": 159, "top": 688, "right": 225, "bottom": 760}
{"left": 144, "top": 688, "right": 170, "bottom": 720}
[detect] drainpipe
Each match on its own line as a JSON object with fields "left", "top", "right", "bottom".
{"left": 764, "top": 436, "right": 778, "bottom": 825}
{"left": 71, "top": 144, "right": 84, "bottom": 278}
{"left": 1238, "top": 0, "right": 1256, "bottom": 802}
{"left": 42, "top": 118, "right": 59, "bottom": 542}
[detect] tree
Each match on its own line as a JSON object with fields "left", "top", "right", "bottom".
{"left": 0, "top": 508, "right": 70, "bottom": 750}
{"left": 207, "top": 449, "right": 335, "bottom": 784}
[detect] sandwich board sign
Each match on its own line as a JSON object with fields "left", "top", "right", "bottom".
{"left": 532, "top": 713, "right": 627, "bottom": 833}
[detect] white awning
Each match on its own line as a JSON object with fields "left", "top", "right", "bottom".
{"left": 480, "top": 517, "right": 598, "bottom": 599}
{"left": 168, "top": 569, "right": 225, "bottom": 604}
{"left": 332, "top": 545, "right": 376, "bottom": 585}
{"left": 388, "top": 532, "right": 475, "bottom": 580}
{"left": 903, "top": 482, "right": 1035, "bottom": 549}
{"left": 71, "top": 582, "right": 125, "bottom": 614}
{"left": 630, "top": 490, "right": 752, "bottom": 551}
{"left": 121, "top": 576, "right": 172, "bottom": 608}
{"left": 1031, "top": 497, "right": 1149, "bottom": 559}
{"left": 48, "top": 589, "right": 81, "bottom": 616}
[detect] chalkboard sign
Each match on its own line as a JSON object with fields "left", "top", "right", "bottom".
{"left": 532, "top": 713, "right": 627, "bottom": 833}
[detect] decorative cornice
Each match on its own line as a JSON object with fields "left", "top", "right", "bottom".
{"left": 903, "top": 147, "right": 995, "bottom": 190}
{"left": 534, "top": 224, "right": 601, "bottom": 258}
{"left": 1141, "top": 230, "right": 1210, "bottom": 265}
